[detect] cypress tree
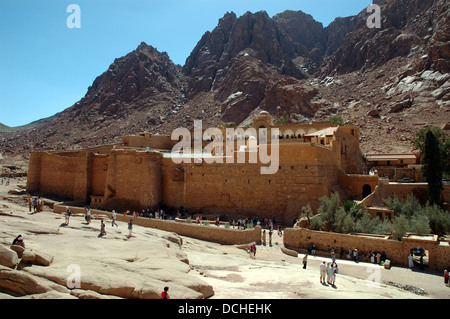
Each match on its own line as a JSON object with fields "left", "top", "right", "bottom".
{"left": 423, "top": 129, "right": 443, "bottom": 205}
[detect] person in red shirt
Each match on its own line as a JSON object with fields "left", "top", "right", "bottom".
{"left": 161, "top": 286, "right": 170, "bottom": 299}
{"left": 444, "top": 270, "right": 449, "bottom": 287}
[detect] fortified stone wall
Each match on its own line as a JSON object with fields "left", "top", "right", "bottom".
{"left": 89, "top": 154, "right": 108, "bottom": 196}
{"left": 27, "top": 151, "right": 90, "bottom": 201}
{"left": 103, "top": 150, "right": 163, "bottom": 211}
{"left": 122, "top": 134, "right": 172, "bottom": 150}
{"left": 168, "top": 143, "right": 343, "bottom": 224}
{"left": 283, "top": 227, "right": 450, "bottom": 271}
{"left": 53, "top": 204, "right": 261, "bottom": 245}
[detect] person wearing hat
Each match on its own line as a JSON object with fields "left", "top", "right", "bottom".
{"left": 12, "top": 234, "right": 25, "bottom": 248}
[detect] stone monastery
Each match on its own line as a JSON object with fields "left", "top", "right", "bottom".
{"left": 27, "top": 112, "right": 397, "bottom": 224}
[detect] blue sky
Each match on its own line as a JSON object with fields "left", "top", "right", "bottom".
{"left": 0, "top": 0, "right": 371, "bottom": 127}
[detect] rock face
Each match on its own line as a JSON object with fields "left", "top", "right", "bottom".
{"left": 0, "top": 245, "right": 19, "bottom": 268}
{"left": 0, "top": 0, "right": 449, "bottom": 157}
{"left": 0, "top": 208, "right": 214, "bottom": 299}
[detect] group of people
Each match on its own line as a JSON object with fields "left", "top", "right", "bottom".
{"left": 301, "top": 254, "right": 339, "bottom": 287}
{"left": 28, "top": 195, "right": 44, "bottom": 213}
{"left": 320, "top": 261, "right": 339, "bottom": 287}
{"left": 0, "top": 178, "right": 10, "bottom": 186}
{"left": 62, "top": 206, "right": 134, "bottom": 238}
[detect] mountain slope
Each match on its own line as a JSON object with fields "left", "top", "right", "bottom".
{"left": 1, "top": 0, "right": 449, "bottom": 159}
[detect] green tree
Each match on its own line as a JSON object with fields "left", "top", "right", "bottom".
{"left": 414, "top": 126, "right": 450, "bottom": 177}
{"left": 423, "top": 129, "right": 443, "bottom": 205}
{"left": 317, "top": 192, "right": 344, "bottom": 232}
{"left": 383, "top": 194, "right": 421, "bottom": 217}
{"left": 330, "top": 115, "right": 345, "bottom": 126}
{"left": 299, "top": 204, "right": 314, "bottom": 228}
{"left": 424, "top": 203, "right": 450, "bottom": 236}
{"left": 391, "top": 215, "right": 409, "bottom": 241}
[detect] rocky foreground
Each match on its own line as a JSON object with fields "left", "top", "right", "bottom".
{"left": 1, "top": 178, "right": 449, "bottom": 300}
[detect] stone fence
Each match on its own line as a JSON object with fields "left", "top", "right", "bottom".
{"left": 53, "top": 203, "right": 261, "bottom": 246}
{"left": 283, "top": 227, "right": 450, "bottom": 271}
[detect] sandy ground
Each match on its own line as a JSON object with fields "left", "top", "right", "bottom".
{"left": 1, "top": 176, "right": 449, "bottom": 300}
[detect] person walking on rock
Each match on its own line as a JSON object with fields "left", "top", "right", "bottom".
{"left": 64, "top": 206, "right": 72, "bottom": 225}
{"left": 85, "top": 207, "right": 92, "bottom": 224}
{"left": 444, "top": 269, "right": 449, "bottom": 287}
{"left": 128, "top": 220, "right": 133, "bottom": 238}
{"left": 303, "top": 254, "right": 308, "bottom": 269}
{"left": 112, "top": 210, "right": 118, "bottom": 227}
{"left": 100, "top": 220, "right": 106, "bottom": 237}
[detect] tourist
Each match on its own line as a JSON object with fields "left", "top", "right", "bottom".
{"left": 65, "top": 206, "right": 72, "bottom": 225}
{"left": 353, "top": 248, "right": 358, "bottom": 262}
{"left": 311, "top": 244, "right": 316, "bottom": 255}
{"left": 320, "top": 261, "right": 326, "bottom": 284}
{"left": 100, "top": 220, "right": 106, "bottom": 237}
{"left": 377, "top": 252, "right": 381, "bottom": 264}
{"left": 326, "top": 262, "right": 334, "bottom": 285}
{"left": 85, "top": 207, "right": 92, "bottom": 224}
{"left": 444, "top": 269, "right": 449, "bottom": 287}
{"left": 408, "top": 252, "right": 414, "bottom": 268}
{"left": 250, "top": 243, "right": 257, "bottom": 259}
{"left": 348, "top": 249, "right": 352, "bottom": 260}
{"left": 332, "top": 263, "right": 338, "bottom": 286}
{"left": 32, "top": 197, "right": 38, "bottom": 212}
{"left": 381, "top": 251, "right": 387, "bottom": 263}
{"left": 277, "top": 225, "right": 282, "bottom": 237}
{"left": 268, "top": 228, "right": 273, "bottom": 246}
{"left": 370, "top": 251, "right": 375, "bottom": 264}
{"left": 128, "top": 220, "right": 133, "bottom": 238}
{"left": 12, "top": 234, "right": 25, "bottom": 248}
{"left": 161, "top": 286, "right": 170, "bottom": 299}
{"left": 331, "top": 249, "right": 336, "bottom": 264}
{"left": 112, "top": 210, "right": 118, "bottom": 227}
{"left": 37, "top": 197, "right": 43, "bottom": 212}
{"left": 303, "top": 254, "right": 308, "bottom": 269}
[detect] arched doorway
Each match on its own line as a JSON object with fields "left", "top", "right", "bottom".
{"left": 362, "top": 184, "right": 372, "bottom": 198}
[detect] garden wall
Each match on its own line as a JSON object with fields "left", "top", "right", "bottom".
{"left": 283, "top": 227, "right": 450, "bottom": 271}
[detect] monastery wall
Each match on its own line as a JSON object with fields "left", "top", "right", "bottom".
{"left": 103, "top": 150, "right": 162, "bottom": 211}
{"left": 283, "top": 227, "right": 450, "bottom": 271}
{"left": 161, "top": 157, "right": 185, "bottom": 209}
{"left": 122, "top": 134, "right": 172, "bottom": 150}
{"left": 27, "top": 151, "right": 89, "bottom": 201}
{"left": 89, "top": 154, "right": 108, "bottom": 196}
{"left": 168, "top": 143, "right": 343, "bottom": 223}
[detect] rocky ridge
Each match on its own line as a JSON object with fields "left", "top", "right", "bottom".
{"left": 0, "top": 0, "right": 449, "bottom": 159}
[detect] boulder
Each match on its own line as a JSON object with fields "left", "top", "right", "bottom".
{"left": 0, "top": 265, "right": 49, "bottom": 296}
{"left": 10, "top": 244, "right": 25, "bottom": 258}
{"left": 21, "top": 250, "right": 36, "bottom": 263}
{"left": 34, "top": 252, "right": 54, "bottom": 266}
{"left": 0, "top": 245, "right": 19, "bottom": 268}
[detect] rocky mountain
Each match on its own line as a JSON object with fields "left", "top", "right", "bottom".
{"left": 1, "top": 0, "right": 449, "bottom": 160}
